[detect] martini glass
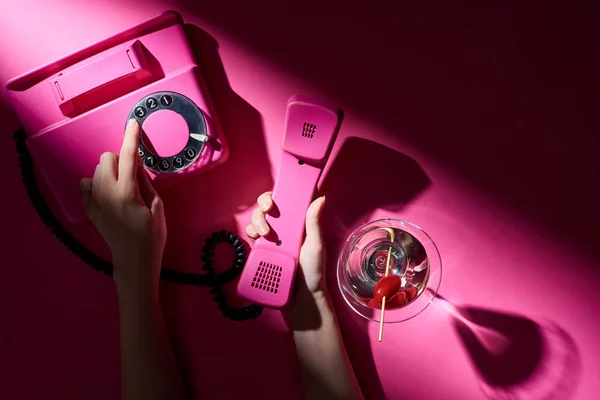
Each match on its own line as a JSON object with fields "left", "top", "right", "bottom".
{"left": 337, "top": 218, "right": 442, "bottom": 323}
{"left": 337, "top": 219, "right": 580, "bottom": 399}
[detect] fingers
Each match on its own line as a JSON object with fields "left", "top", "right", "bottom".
{"left": 257, "top": 191, "right": 273, "bottom": 212}
{"left": 304, "top": 196, "right": 326, "bottom": 247}
{"left": 81, "top": 153, "right": 117, "bottom": 216}
{"left": 80, "top": 177, "right": 93, "bottom": 216}
{"left": 245, "top": 224, "right": 259, "bottom": 240}
{"left": 137, "top": 162, "right": 158, "bottom": 209}
{"left": 150, "top": 193, "right": 165, "bottom": 219}
{"left": 98, "top": 152, "right": 118, "bottom": 182}
{"left": 118, "top": 119, "right": 141, "bottom": 191}
{"left": 252, "top": 207, "right": 270, "bottom": 236}
{"left": 247, "top": 191, "right": 273, "bottom": 238}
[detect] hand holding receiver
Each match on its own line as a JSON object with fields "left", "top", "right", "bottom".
{"left": 236, "top": 95, "right": 343, "bottom": 308}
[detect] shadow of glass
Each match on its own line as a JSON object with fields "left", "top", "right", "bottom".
{"left": 436, "top": 295, "right": 581, "bottom": 400}
{"left": 320, "top": 137, "right": 431, "bottom": 399}
{"left": 454, "top": 307, "right": 544, "bottom": 387}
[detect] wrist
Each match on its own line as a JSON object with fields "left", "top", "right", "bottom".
{"left": 306, "top": 289, "right": 330, "bottom": 308}
{"left": 113, "top": 256, "right": 161, "bottom": 296}
{"left": 115, "top": 278, "right": 161, "bottom": 317}
{"left": 290, "top": 289, "right": 334, "bottom": 331}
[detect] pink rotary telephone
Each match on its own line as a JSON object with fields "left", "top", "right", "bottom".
{"left": 6, "top": 11, "right": 228, "bottom": 224}
{"left": 237, "top": 95, "right": 343, "bottom": 308}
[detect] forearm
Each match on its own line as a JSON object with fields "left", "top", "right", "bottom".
{"left": 115, "top": 262, "right": 188, "bottom": 400}
{"left": 292, "top": 291, "right": 363, "bottom": 400}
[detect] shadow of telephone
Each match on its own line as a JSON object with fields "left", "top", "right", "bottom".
{"left": 6, "top": 10, "right": 228, "bottom": 224}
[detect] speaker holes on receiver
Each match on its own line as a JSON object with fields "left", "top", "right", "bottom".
{"left": 298, "top": 159, "right": 305, "bottom": 165}
{"left": 251, "top": 261, "right": 282, "bottom": 293}
{"left": 302, "top": 122, "right": 316, "bottom": 139}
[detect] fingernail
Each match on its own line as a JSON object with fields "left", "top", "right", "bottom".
{"left": 259, "top": 198, "right": 272, "bottom": 212}
{"left": 257, "top": 221, "right": 269, "bottom": 235}
{"left": 80, "top": 179, "right": 92, "bottom": 192}
{"left": 127, "top": 119, "right": 137, "bottom": 127}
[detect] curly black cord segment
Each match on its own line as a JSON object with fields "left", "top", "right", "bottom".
{"left": 13, "top": 128, "right": 261, "bottom": 321}
{"left": 202, "top": 230, "right": 263, "bottom": 321}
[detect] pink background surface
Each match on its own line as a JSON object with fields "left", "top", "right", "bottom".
{"left": 0, "top": 1, "right": 599, "bottom": 399}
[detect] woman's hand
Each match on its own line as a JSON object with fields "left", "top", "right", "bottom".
{"left": 80, "top": 119, "right": 166, "bottom": 289}
{"left": 245, "top": 192, "right": 328, "bottom": 327}
{"left": 246, "top": 192, "right": 363, "bottom": 399}
{"left": 245, "top": 192, "right": 327, "bottom": 293}
{"left": 81, "top": 120, "right": 187, "bottom": 400}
